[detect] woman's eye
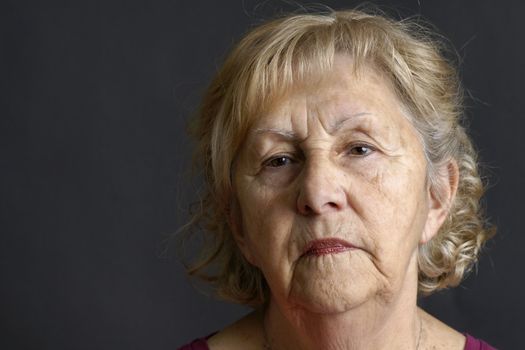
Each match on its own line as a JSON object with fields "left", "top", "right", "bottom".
{"left": 348, "top": 144, "right": 374, "bottom": 156}
{"left": 265, "top": 156, "right": 293, "bottom": 168}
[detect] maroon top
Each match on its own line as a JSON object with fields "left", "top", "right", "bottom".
{"left": 464, "top": 333, "right": 498, "bottom": 350}
{"left": 177, "top": 333, "right": 497, "bottom": 350}
{"left": 177, "top": 337, "right": 210, "bottom": 350}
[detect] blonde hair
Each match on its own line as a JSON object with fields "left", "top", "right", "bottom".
{"left": 184, "top": 7, "right": 494, "bottom": 305}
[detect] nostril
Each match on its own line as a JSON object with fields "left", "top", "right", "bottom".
{"left": 299, "top": 201, "right": 340, "bottom": 216}
{"left": 302, "top": 204, "right": 314, "bottom": 215}
{"left": 299, "top": 200, "right": 343, "bottom": 216}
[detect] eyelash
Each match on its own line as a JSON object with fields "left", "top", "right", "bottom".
{"left": 263, "top": 155, "right": 296, "bottom": 168}
{"left": 346, "top": 143, "right": 375, "bottom": 157}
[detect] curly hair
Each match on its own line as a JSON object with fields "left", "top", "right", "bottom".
{"left": 182, "top": 7, "right": 495, "bottom": 305}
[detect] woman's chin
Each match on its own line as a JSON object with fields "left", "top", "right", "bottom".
{"left": 289, "top": 280, "right": 375, "bottom": 314}
{"left": 288, "top": 252, "right": 379, "bottom": 314}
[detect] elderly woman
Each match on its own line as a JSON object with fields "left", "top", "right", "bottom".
{"left": 178, "top": 8, "right": 495, "bottom": 350}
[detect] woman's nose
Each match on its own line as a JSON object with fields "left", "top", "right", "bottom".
{"left": 296, "top": 158, "right": 347, "bottom": 216}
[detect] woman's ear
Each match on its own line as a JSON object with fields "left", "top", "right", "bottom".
{"left": 420, "top": 158, "right": 460, "bottom": 244}
{"left": 227, "top": 196, "right": 257, "bottom": 266}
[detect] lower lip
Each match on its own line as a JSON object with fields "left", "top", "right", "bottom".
{"left": 304, "top": 245, "right": 354, "bottom": 257}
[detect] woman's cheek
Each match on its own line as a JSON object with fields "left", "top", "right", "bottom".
{"left": 256, "top": 164, "right": 301, "bottom": 188}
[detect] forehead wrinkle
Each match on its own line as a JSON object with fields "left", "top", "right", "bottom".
{"left": 327, "top": 112, "right": 373, "bottom": 134}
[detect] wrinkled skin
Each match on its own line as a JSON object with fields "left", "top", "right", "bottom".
{"left": 228, "top": 55, "right": 458, "bottom": 349}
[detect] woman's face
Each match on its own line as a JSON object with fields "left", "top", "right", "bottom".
{"left": 231, "top": 55, "right": 442, "bottom": 314}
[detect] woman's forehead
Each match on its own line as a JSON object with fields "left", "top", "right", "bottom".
{"left": 246, "top": 64, "right": 408, "bottom": 140}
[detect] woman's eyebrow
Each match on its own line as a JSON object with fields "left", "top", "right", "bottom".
{"left": 251, "top": 128, "right": 299, "bottom": 141}
{"left": 327, "top": 112, "right": 372, "bottom": 134}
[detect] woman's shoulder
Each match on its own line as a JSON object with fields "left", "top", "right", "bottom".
{"left": 419, "top": 309, "right": 497, "bottom": 350}
{"left": 206, "top": 311, "right": 264, "bottom": 350}
{"left": 418, "top": 308, "right": 466, "bottom": 349}
{"left": 177, "top": 335, "right": 213, "bottom": 350}
{"left": 179, "top": 311, "right": 263, "bottom": 350}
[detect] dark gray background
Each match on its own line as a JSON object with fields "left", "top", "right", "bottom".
{"left": 1, "top": 0, "right": 522, "bottom": 349}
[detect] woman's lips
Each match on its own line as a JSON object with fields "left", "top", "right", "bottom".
{"left": 302, "top": 238, "right": 356, "bottom": 257}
